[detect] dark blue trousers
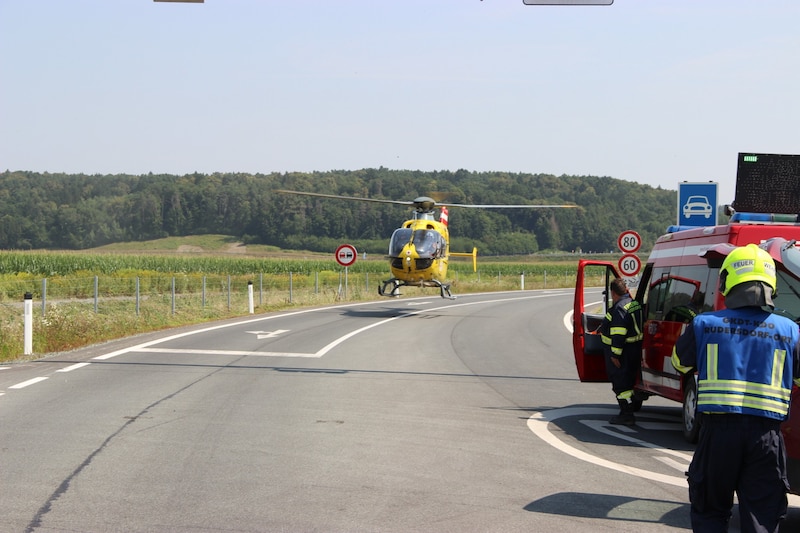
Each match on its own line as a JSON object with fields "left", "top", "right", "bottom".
{"left": 687, "top": 414, "right": 789, "bottom": 533}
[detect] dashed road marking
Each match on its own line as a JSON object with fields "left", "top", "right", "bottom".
{"left": 9, "top": 376, "right": 49, "bottom": 389}
{"left": 57, "top": 362, "right": 91, "bottom": 372}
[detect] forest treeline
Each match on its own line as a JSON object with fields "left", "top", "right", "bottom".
{"left": 0, "top": 169, "right": 680, "bottom": 255}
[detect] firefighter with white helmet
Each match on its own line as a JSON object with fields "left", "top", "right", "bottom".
{"left": 673, "top": 243, "right": 800, "bottom": 532}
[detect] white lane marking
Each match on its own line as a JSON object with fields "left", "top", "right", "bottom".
{"left": 57, "top": 362, "right": 91, "bottom": 373}
{"left": 10, "top": 377, "right": 49, "bottom": 389}
{"left": 529, "top": 406, "right": 800, "bottom": 507}
{"left": 527, "top": 406, "right": 687, "bottom": 488}
{"left": 0, "top": 292, "right": 573, "bottom": 397}
{"left": 563, "top": 310, "right": 573, "bottom": 333}
{"left": 94, "top": 292, "right": 570, "bottom": 361}
{"left": 136, "top": 348, "right": 321, "bottom": 358}
{"left": 563, "top": 299, "right": 603, "bottom": 334}
{"left": 92, "top": 299, "right": 400, "bottom": 361}
{"left": 0, "top": 366, "right": 10, "bottom": 371}
{"left": 313, "top": 293, "right": 571, "bottom": 358}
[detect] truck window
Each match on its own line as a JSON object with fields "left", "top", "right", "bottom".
{"left": 642, "top": 265, "right": 715, "bottom": 323}
{"left": 644, "top": 271, "right": 670, "bottom": 322}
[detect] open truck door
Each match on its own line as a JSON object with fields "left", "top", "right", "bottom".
{"left": 572, "top": 259, "right": 620, "bottom": 382}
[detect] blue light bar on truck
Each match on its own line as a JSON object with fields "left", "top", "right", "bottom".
{"left": 730, "top": 212, "right": 799, "bottom": 223}
{"left": 667, "top": 225, "right": 701, "bottom": 233}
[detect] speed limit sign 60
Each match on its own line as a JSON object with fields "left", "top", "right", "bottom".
{"left": 618, "top": 253, "right": 642, "bottom": 277}
{"left": 617, "top": 230, "right": 642, "bottom": 254}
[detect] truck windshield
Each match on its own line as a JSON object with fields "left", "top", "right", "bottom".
{"left": 774, "top": 270, "right": 800, "bottom": 323}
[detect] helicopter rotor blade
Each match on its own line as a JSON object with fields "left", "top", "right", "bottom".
{"left": 276, "top": 190, "right": 580, "bottom": 211}
{"left": 441, "top": 202, "right": 581, "bottom": 209}
{"left": 275, "top": 190, "right": 415, "bottom": 207}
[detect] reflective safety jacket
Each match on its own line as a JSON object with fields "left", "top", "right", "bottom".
{"left": 673, "top": 306, "right": 800, "bottom": 421}
{"left": 601, "top": 295, "right": 644, "bottom": 358}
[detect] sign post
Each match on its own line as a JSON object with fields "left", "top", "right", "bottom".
{"left": 335, "top": 244, "right": 357, "bottom": 299}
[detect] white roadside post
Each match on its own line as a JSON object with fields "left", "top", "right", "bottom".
{"left": 248, "top": 281, "right": 254, "bottom": 314}
{"left": 24, "top": 292, "right": 33, "bottom": 355}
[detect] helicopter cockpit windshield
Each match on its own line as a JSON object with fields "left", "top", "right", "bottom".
{"left": 389, "top": 228, "right": 413, "bottom": 257}
{"left": 412, "top": 229, "right": 444, "bottom": 258}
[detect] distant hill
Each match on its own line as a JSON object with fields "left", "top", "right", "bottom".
{"left": 0, "top": 169, "right": 678, "bottom": 255}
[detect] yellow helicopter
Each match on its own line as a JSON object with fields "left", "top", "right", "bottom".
{"left": 276, "top": 190, "right": 579, "bottom": 299}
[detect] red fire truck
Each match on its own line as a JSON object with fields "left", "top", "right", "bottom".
{"left": 572, "top": 153, "right": 800, "bottom": 494}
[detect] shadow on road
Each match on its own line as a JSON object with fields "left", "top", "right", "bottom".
{"left": 524, "top": 492, "right": 691, "bottom": 529}
{"left": 525, "top": 491, "right": 800, "bottom": 531}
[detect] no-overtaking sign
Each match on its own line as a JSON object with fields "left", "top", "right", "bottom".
{"left": 335, "top": 244, "right": 357, "bottom": 267}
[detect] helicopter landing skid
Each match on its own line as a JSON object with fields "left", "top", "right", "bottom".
{"left": 437, "top": 281, "right": 455, "bottom": 300}
{"left": 378, "top": 278, "right": 455, "bottom": 300}
{"left": 378, "top": 279, "right": 403, "bottom": 298}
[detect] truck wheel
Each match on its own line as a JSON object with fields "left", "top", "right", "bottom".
{"left": 683, "top": 377, "right": 701, "bottom": 443}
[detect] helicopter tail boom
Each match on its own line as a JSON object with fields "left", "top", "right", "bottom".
{"left": 450, "top": 247, "right": 478, "bottom": 272}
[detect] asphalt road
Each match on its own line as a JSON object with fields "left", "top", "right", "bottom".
{"left": 2, "top": 289, "right": 799, "bottom": 532}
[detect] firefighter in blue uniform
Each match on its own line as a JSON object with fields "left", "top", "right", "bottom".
{"left": 673, "top": 244, "right": 800, "bottom": 533}
{"left": 600, "top": 277, "right": 644, "bottom": 426}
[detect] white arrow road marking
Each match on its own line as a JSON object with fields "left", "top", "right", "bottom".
{"left": 527, "top": 406, "right": 688, "bottom": 488}
{"left": 246, "top": 329, "right": 290, "bottom": 340}
{"left": 655, "top": 456, "right": 690, "bottom": 473}
{"left": 528, "top": 406, "right": 800, "bottom": 506}
{"left": 580, "top": 419, "right": 693, "bottom": 462}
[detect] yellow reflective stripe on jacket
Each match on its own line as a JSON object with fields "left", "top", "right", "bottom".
{"left": 623, "top": 301, "right": 644, "bottom": 341}
{"left": 699, "top": 343, "right": 791, "bottom": 417}
{"left": 671, "top": 345, "right": 693, "bottom": 374}
{"left": 611, "top": 327, "right": 642, "bottom": 343}
{"left": 706, "top": 344, "right": 719, "bottom": 380}
{"left": 697, "top": 393, "right": 791, "bottom": 415}
{"left": 772, "top": 349, "right": 787, "bottom": 388}
{"left": 698, "top": 380, "right": 792, "bottom": 402}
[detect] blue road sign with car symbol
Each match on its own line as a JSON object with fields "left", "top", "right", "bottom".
{"left": 678, "top": 182, "right": 718, "bottom": 227}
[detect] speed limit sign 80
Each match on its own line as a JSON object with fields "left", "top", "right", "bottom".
{"left": 617, "top": 230, "right": 642, "bottom": 254}
{"left": 618, "top": 253, "right": 642, "bottom": 277}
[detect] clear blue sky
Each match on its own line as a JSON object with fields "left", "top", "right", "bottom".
{"left": 2, "top": 1, "right": 798, "bottom": 207}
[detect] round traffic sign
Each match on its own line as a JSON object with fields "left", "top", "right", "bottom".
{"left": 335, "top": 244, "right": 358, "bottom": 267}
{"left": 617, "top": 230, "right": 642, "bottom": 254}
{"left": 618, "top": 253, "right": 642, "bottom": 277}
